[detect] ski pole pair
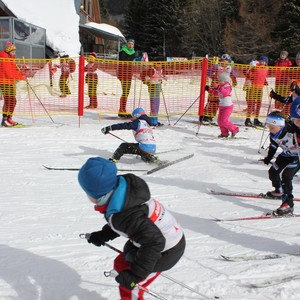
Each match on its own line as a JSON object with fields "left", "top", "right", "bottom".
{"left": 80, "top": 233, "right": 216, "bottom": 299}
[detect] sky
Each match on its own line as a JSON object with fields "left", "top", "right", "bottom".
{"left": 1, "top": 2, "right": 300, "bottom": 300}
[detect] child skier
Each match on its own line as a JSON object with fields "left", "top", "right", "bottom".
{"left": 101, "top": 107, "right": 157, "bottom": 163}
{"left": 269, "top": 80, "right": 300, "bottom": 113}
{"left": 263, "top": 109, "right": 300, "bottom": 215}
{"left": 78, "top": 157, "right": 186, "bottom": 300}
{"left": 205, "top": 72, "right": 239, "bottom": 138}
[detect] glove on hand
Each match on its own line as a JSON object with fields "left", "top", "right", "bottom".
{"left": 101, "top": 126, "right": 111, "bottom": 135}
{"left": 115, "top": 270, "right": 143, "bottom": 290}
{"left": 263, "top": 157, "right": 271, "bottom": 165}
{"left": 269, "top": 90, "right": 277, "bottom": 99}
{"left": 87, "top": 231, "right": 109, "bottom": 247}
{"left": 205, "top": 85, "right": 210, "bottom": 91}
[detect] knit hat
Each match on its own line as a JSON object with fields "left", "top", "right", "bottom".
{"left": 5, "top": 41, "right": 16, "bottom": 53}
{"left": 258, "top": 56, "right": 268, "bottom": 64}
{"left": 127, "top": 39, "right": 135, "bottom": 43}
{"left": 296, "top": 53, "right": 300, "bottom": 60}
{"left": 218, "top": 72, "right": 230, "bottom": 82}
{"left": 220, "top": 53, "right": 231, "bottom": 62}
{"left": 290, "top": 97, "right": 300, "bottom": 119}
{"left": 78, "top": 157, "right": 118, "bottom": 199}
{"left": 266, "top": 114, "right": 285, "bottom": 126}
{"left": 280, "top": 50, "right": 288, "bottom": 57}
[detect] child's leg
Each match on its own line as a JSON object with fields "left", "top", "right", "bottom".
{"left": 114, "top": 253, "right": 160, "bottom": 300}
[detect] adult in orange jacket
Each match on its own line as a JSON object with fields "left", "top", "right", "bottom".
{"left": 0, "top": 41, "right": 24, "bottom": 127}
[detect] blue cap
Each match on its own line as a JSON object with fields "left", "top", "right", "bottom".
{"left": 290, "top": 96, "right": 300, "bottom": 119}
{"left": 259, "top": 56, "right": 268, "bottom": 64}
{"left": 78, "top": 157, "right": 118, "bottom": 199}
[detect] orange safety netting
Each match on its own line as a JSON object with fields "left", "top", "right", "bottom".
{"left": 0, "top": 56, "right": 299, "bottom": 122}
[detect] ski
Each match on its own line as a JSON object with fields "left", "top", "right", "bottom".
{"left": 220, "top": 253, "right": 300, "bottom": 262}
{"left": 208, "top": 189, "right": 300, "bottom": 202}
{"left": 42, "top": 165, "right": 148, "bottom": 172}
{"left": 212, "top": 213, "right": 300, "bottom": 222}
{"left": 246, "top": 273, "right": 300, "bottom": 288}
{"left": 147, "top": 154, "right": 194, "bottom": 175}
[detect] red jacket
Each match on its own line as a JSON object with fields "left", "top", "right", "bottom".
{"left": 0, "top": 50, "right": 23, "bottom": 84}
{"left": 274, "top": 58, "right": 292, "bottom": 84}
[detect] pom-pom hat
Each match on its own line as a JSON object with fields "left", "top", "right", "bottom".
{"left": 5, "top": 41, "right": 16, "bottom": 53}
{"left": 78, "top": 157, "right": 118, "bottom": 200}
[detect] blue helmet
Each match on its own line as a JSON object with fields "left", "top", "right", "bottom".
{"left": 290, "top": 96, "right": 300, "bottom": 119}
{"left": 132, "top": 107, "right": 145, "bottom": 118}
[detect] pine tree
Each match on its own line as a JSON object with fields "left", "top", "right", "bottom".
{"left": 123, "top": 0, "right": 185, "bottom": 59}
{"left": 272, "top": 0, "right": 300, "bottom": 57}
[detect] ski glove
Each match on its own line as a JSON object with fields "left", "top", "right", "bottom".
{"left": 115, "top": 270, "right": 143, "bottom": 290}
{"left": 101, "top": 126, "right": 111, "bottom": 135}
{"left": 263, "top": 157, "right": 271, "bottom": 165}
{"left": 269, "top": 90, "right": 277, "bottom": 99}
{"left": 87, "top": 230, "right": 109, "bottom": 247}
{"left": 205, "top": 85, "right": 210, "bottom": 91}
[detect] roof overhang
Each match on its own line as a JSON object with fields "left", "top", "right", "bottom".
{"left": 80, "top": 22, "right": 125, "bottom": 42}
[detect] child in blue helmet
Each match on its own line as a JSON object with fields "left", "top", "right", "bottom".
{"left": 263, "top": 108, "right": 300, "bottom": 215}
{"left": 78, "top": 157, "right": 185, "bottom": 300}
{"left": 101, "top": 107, "right": 157, "bottom": 163}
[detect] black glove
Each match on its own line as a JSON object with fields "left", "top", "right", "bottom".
{"left": 101, "top": 126, "right": 111, "bottom": 135}
{"left": 205, "top": 85, "right": 210, "bottom": 91}
{"left": 87, "top": 231, "right": 109, "bottom": 247}
{"left": 115, "top": 270, "right": 143, "bottom": 290}
{"left": 263, "top": 157, "right": 271, "bottom": 165}
{"left": 269, "top": 90, "right": 277, "bottom": 99}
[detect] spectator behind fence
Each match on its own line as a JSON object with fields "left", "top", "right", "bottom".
{"left": 140, "top": 62, "right": 166, "bottom": 126}
{"left": 56, "top": 54, "right": 71, "bottom": 98}
{"left": 244, "top": 56, "right": 269, "bottom": 127}
{"left": 84, "top": 52, "right": 99, "bottom": 109}
{"left": 0, "top": 41, "right": 25, "bottom": 127}
{"left": 200, "top": 53, "right": 237, "bottom": 125}
{"left": 117, "top": 39, "right": 136, "bottom": 118}
{"left": 205, "top": 72, "right": 239, "bottom": 138}
{"left": 274, "top": 50, "right": 292, "bottom": 114}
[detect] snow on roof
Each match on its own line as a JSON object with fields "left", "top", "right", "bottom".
{"left": 83, "top": 22, "right": 125, "bottom": 41}
{"left": 2, "top": 0, "right": 81, "bottom": 56}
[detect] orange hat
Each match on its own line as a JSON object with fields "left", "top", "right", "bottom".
{"left": 5, "top": 41, "right": 16, "bottom": 53}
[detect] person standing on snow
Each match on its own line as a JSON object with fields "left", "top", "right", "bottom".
{"left": 0, "top": 41, "right": 25, "bottom": 127}
{"left": 78, "top": 157, "right": 185, "bottom": 300}
{"left": 84, "top": 52, "right": 99, "bottom": 109}
{"left": 263, "top": 109, "right": 300, "bottom": 216}
{"left": 205, "top": 72, "right": 239, "bottom": 138}
{"left": 101, "top": 107, "right": 157, "bottom": 163}
{"left": 117, "top": 39, "right": 136, "bottom": 118}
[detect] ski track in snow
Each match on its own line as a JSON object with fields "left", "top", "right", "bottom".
{"left": 1, "top": 114, "right": 300, "bottom": 300}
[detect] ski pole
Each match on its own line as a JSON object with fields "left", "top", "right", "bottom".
{"left": 160, "top": 86, "right": 170, "bottom": 125}
{"left": 107, "top": 132, "right": 158, "bottom": 160}
{"left": 173, "top": 95, "right": 200, "bottom": 125}
{"left": 26, "top": 78, "right": 55, "bottom": 123}
{"left": 104, "top": 269, "right": 169, "bottom": 300}
{"left": 258, "top": 95, "right": 272, "bottom": 153}
{"left": 79, "top": 235, "right": 215, "bottom": 299}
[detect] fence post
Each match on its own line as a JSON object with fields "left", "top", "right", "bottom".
{"left": 198, "top": 56, "right": 208, "bottom": 118}
{"left": 78, "top": 56, "right": 85, "bottom": 120}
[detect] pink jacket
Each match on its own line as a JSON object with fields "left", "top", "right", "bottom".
{"left": 209, "top": 82, "right": 232, "bottom": 106}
